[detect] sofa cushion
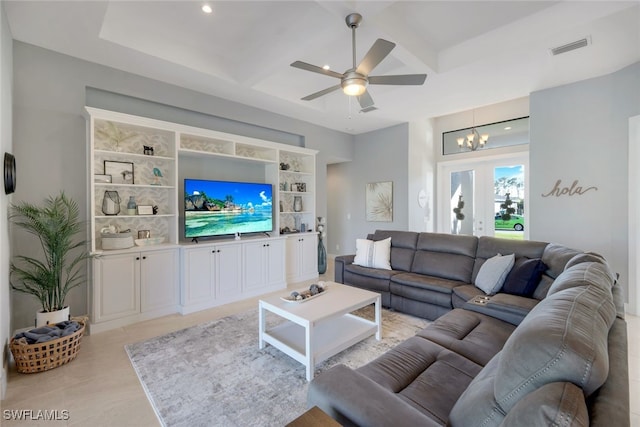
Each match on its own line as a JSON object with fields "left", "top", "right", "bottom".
{"left": 501, "top": 382, "right": 589, "bottom": 427}
{"left": 353, "top": 237, "right": 391, "bottom": 270}
{"left": 474, "top": 253, "right": 515, "bottom": 295}
{"left": 541, "top": 243, "right": 581, "bottom": 279}
{"left": 416, "top": 309, "right": 515, "bottom": 366}
{"left": 449, "top": 353, "right": 503, "bottom": 426}
{"left": 473, "top": 237, "right": 548, "bottom": 280}
{"left": 372, "top": 230, "right": 419, "bottom": 271}
{"left": 411, "top": 232, "right": 478, "bottom": 283}
{"left": 501, "top": 257, "right": 547, "bottom": 297}
{"left": 390, "top": 273, "right": 463, "bottom": 308}
{"left": 357, "top": 336, "right": 482, "bottom": 425}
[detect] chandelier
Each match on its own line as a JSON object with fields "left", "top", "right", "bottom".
{"left": 457, "top": 110, "right": 489, "bottom": 151}
{"left": 457, "top": 128, "right": 489, "bottom": 151}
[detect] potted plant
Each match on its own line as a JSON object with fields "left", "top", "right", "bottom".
{"left": 10, "top": 192, "right": 89, "bottom": 327}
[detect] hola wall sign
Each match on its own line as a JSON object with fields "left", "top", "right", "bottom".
{"left": 541, "top": 179, "right": 598, "bottom": 198}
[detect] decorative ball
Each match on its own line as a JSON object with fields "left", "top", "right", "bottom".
{"left": 290, "top": 291, "right": 299, "bottom": 298}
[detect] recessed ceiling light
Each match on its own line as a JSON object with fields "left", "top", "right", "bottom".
{"left": 504, "top": 126, "right": 512, "bottom": 130}
{"left": 202, "top": 4, "right": 213, "bottom": 14}
{"left": 322, "top": 65, "right": 330, "bottom": 70}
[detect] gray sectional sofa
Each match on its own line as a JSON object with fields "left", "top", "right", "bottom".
{"left": 309, "top": 230, "right": 629, "bottom": 427}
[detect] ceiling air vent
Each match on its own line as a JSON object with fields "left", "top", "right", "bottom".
{"left": 550, "top": 37, "right": 591, "bottom": 56}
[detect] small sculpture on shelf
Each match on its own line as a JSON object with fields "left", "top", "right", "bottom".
{"left": 152, "top": 167, "right": 163, "bottom": 186}
{"left": 143, "top": 145, "right": 154, "bottom": 156}
{"left": 279, "top": 162, "right": 290, "bottom": 171}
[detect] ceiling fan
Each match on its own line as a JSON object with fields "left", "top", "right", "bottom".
{"left": 291, "top": 13, "right": 427, "bottom": 112}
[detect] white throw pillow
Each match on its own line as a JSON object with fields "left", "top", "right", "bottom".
{"left": 475, "top": 253, "right": 515, "bottom": 295}
{"left": 353, "top": 237, "right": 392, "bottom": 270}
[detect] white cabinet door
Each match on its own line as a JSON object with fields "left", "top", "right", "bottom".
{"left": 183, "top": 246, "right": 215, "bottom": 305}
{"left": 285, "top": 236, "right": 300, "bottom": 282}
{"left": 215, "top": 243, "right": 242, "bottom": 299}
{"left": 299, "top": 234, "right": 318, "bottom": 280}
{"left": 265, "top": 238, "right": 286, "bottom": 287}
{"left": 286, "top": 234, "right": 318, "bottom": 283}
{"left": 242, "top": 241, "right": 267, "bottom": 293}
{"left": 92, "top": 254, "right": 140, "bottom": 323}
{"left": 243, "top": 239, "right": 286, "bottom": 293}
{"left": 140, "top": 249, "right": 178, "bottom": 313}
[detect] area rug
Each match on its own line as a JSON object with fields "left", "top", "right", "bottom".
{"left": 125, "top": 306, "right": 429, "bottom": 427}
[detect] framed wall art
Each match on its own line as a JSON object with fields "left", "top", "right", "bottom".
{"left": 104, "top": 160, "right": 134, "bottom": 184}
{"left": 366, "top": 181, "right": 393, "bottom": 221}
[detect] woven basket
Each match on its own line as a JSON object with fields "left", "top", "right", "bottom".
{"left": 10, "top": 316, "right": 88, "bottom": 374}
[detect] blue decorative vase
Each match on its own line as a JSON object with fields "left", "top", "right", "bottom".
{"left": 318, "top": 235, "right": 327, "bottom": 274}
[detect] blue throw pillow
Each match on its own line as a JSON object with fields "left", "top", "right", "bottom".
{"left": 501, "top": 257, "right": 548, "bottom": 297}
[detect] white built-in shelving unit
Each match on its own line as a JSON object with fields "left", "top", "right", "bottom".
{"left": 85, "top": 107, "right": 318, "bottom": 332}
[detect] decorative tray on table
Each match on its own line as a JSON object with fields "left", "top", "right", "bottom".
{"left": 280, "top": 283, "right": 327, "bottom": 303}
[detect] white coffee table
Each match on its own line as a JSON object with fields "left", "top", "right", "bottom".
{"left": 258, "top": 282, "right": 381, "bottom": 381}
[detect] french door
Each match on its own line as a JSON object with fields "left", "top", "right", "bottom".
{"left": 437, "top": 153, "right": 529, "bottom": 239}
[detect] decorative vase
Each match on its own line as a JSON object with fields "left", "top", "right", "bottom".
{"left": 293, "top": 196, "right": 302, "bottom": 212}
{"left": 127, "top": 195, "right": 137, "bottom": 215}
{"left": 318, "top": 234, "right": 327, "bottom": 274}
{"left": 101, "top": 191, "right": 121, "bottom": 215}
{"left": 36, "top": 306, "right": 70, "bottom": 327}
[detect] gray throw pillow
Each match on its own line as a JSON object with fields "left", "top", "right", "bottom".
{"left": 475, "top": 253, "right": 515, "bottom": 295}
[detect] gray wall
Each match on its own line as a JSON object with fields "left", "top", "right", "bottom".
{"left": 1, "top": 1, "right": 13, "bottom": 399}
{"left": 530, "top": 61, "right": 640, "bottom": 301}
{"left": 328, "top": 123, "right": 410, "bottom": 255}
{"left": 10, "top": 41, "right": 354, "bottom": 328}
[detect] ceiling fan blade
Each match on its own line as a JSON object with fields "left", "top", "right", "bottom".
{"left": 368, "top": 74, "right": 427, "bottom": 85}
{"left": 357, "top": 90, "right": 375, "bottom": 110}
{"left": 301, "top": 84, "right": 342, "bottom": 101}
{"left": 291, "top": 61, "right": 344, "bottom": 79}
{"left": 356, "top": 39, "right": 396, "bottom": 75}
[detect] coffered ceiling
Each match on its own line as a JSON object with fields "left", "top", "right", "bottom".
{"left": 4, "top": 1, "right": 640, "bottom": 134}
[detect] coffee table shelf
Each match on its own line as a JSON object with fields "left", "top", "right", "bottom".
{"left": 263, "top": 314, "right": 378, "bottom": 364}
{"left": 259, "top": 282, "right": 381, "bottom": 381}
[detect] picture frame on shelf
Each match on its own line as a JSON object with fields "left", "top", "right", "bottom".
{"left": 104, "top": 160, "right": 134, "bottom": 184}
{"left": 137, "top": 205, "right": 154, "bottom": 215}
{"left": 94, "top": 174, "right": 112, "bottom": 184}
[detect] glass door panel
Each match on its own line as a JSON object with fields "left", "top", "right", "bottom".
{"left": 450, "top": 170, "right": 474, "bottom": 235}
{"left": 493, "top": 165, "right": 525, "bottom": 240}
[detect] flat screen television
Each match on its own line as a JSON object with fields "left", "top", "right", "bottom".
{"left": 184, "top": 178, "right": 273, "bottom": 239}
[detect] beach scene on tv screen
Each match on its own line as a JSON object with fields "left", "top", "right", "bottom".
{"left": 184, "top": 179, "right": 273, "bottom": 237}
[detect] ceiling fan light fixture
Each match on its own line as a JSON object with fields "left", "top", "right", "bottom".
{"left": 342, "top": 73, "right": 367, "bottom": 96}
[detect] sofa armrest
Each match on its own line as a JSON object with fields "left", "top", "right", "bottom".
{"left": 308, "top": 364, "right": 440, "bottom": 427}
{"left": 588, "top": 317, "right": 630, "bottom": 427}
{"left": 463, "top": 293, "right": 538, "bottom": 326}
{"left": 334, "top": 255, "right": 355, "bottom": 283}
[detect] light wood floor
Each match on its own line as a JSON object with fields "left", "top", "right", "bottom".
{"left": 2, "top": 264, "right": 639, "bottom": 426}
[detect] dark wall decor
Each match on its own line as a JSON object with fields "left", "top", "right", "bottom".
{"left": 4, "top": 152, "right": 16, "bottom": 194}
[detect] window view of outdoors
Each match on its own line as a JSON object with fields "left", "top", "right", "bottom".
{"left": 494, "top": 165, "right": 524, "bottom": 240}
